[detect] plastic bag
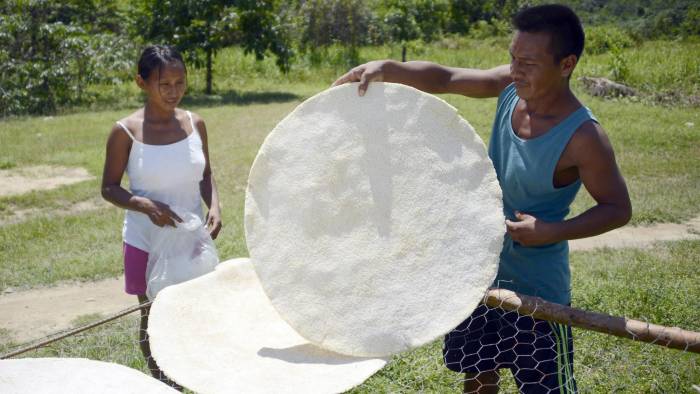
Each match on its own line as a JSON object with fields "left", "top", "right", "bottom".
{"left": 146, "top": 210, "right": 219, "bottom": 300}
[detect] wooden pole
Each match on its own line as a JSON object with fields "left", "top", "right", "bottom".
{"left": 484, "top": 288, "right": 700, "bottom": 353}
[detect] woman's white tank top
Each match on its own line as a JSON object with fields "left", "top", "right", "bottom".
{"left": 116, "top": 110, "right": 205, "bottom": 252}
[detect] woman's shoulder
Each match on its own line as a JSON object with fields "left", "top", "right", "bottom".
{"left": 180, "top": 109, "right": 204, "bottom": 124}
{"left": 178, "top": 108, "right": 206, "bottom": 132}
{"left": 116, "top": 109, "right": 145, "bottom": 131}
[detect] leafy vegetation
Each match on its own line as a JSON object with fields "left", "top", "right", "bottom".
{"left": 549, "top": 0, "right": 700, "bottom": 39}
{"left": 3, "top": 0, "right": 698, "bottom": 116}
{"left": 133, "top": 0, "right": 293, "bottom": 94}
{"left": 0, "top": 0, "right": 137, "bottom": 116}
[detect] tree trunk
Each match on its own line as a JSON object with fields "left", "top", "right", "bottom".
{"left": 206, "top": 47, "right": 213, "bottom": 95}
{"left": 401, "top": 45, "right": 407, "bottom": 62}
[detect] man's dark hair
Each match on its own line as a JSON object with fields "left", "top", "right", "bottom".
{"left": 512, "top": 4, "right": 585, "bottom": 63}
{"left": 137, "top": 45, "right": 186, "bottom": 80}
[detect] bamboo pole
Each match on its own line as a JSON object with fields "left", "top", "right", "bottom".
{"left": 484, "top": 288, "right": 700, "bottom": 353}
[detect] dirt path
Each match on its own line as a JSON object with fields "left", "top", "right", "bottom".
{"left": 0, "top": 198, "right": 110, "bottom": 227}
{"left": 0, "top": 165, "right": 106, "bottom": 227}
{"left": 0, "top": 277, "right": 135, "bottom": 344}
{"left": 0, "top": 165, "right": 94, "bottom": 198}
{"left": 570, "top": 216, "right": 700, "bottom": 251}
{"left": 1, "top": 216, "right": 699, "bottom": 346}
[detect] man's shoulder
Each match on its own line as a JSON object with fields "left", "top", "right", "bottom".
{"left": 560, "top": 96, "right": 601, "bottom": 142}
{"left": 571, "top": 117, "right": 605, "bottom": 143}
{"left": 566, "top": 117, "right": 612, "bottom": 165}
{"left": 497, "top": 82, "right": 517, "bottom": 102}
{"left": 494, "top": 83, "right": 518, "bottom": 119}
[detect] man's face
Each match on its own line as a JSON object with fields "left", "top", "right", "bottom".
{"left": 509, "top": 30, "right": 565, "bottom": 100}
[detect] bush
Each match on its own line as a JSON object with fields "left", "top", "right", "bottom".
{"left": 608, "top": 43, "right": 630, "bottom": 83}
{"left": 680, "top": 7, "right": 700, "bottom": 37}
{"left": 468, "top": 18, "right": 511, "bottom": 40}
{"left": 585, "top": 25, "right": 636, "bottom": 56}
{"left": 294, "top": 0, "right": 379, "bottom": 50}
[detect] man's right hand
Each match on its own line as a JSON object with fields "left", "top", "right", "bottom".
{"left": 333, "top": 60, "right": 510, "bottom": 99}
{"left": 332, "top": 60, "right": 386, "bottom": 96}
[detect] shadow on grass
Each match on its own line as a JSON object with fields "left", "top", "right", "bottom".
{"left": 181, "top": 89, "right": 301, "bottom": 108}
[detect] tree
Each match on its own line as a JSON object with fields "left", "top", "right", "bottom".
{"left": 382, "top": 3, "right": 419, "bottom": 62}
{"left": 447, "top": 0, "right": 484, "bottom": 34}
{"left": 237, "top": 1, "right": 294, "bottom": 72}
{"left": 447, "top": 0, "right": 520, "bottom": 35}
{"left": 291, "top": 0, "right": 378, "bottom": 67}
{"left": 380, "top": 0, "right": 448, "bottom": 62}
{"left": 135, "top": 0, "right": 292, "bottom": 95}
{"left": 0, "top": 0, "right": 135, "bottom": 116}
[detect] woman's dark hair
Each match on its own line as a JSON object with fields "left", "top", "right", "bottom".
{"left": 137, "top": 45, "right": 186, "bottom": 80}
{"left": 512, "top": 4, "right": 585, "bottom": 63}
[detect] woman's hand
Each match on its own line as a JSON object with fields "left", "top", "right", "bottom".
{"left": 137, "top": 197, "right": 182, "bottom": 228}
{"left": 205, "top": 207, "right": 222, "bottom": 240}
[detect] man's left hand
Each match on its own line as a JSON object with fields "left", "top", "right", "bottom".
{"left": 505, "top": 211, "right": 559, "bottom": 246}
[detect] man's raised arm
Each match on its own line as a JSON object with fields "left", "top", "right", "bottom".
{"left": 332, "top": 60, "right": 512, "bottom": 98}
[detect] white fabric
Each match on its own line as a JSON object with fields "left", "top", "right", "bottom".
{"left": 119, "top": 111, "right": 205, "bottom": 251}
{"left": 0, "top": 358, "right": 178, "bottom": 393}
{"left": 245, "top": 82, "right": 504, "bottom": 356}
{"left": 148, "top": 258, "right": 387, "bottom": 394}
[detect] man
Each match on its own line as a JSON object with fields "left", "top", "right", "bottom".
{"left": 333, "top": 4, "right": 631, "bottom": 393}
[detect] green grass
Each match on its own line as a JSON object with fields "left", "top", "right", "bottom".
{"left": 353, "top": 241, "right": 700, "bottom": 393}
{"left": 0, "top": 314, "right": 147, "bottom": 372}
{"left": 2, "top": 90, "right": 698, "bottom": 289}
{"left": 199, "top": 35, "right": 700, "bottom": 99}
{"left": 1, "top": 69, "right": 699, "bottom": 289}
{"left": 588, "top": 40, "right": 700, "bottom": 97}
{"left": 571, "top": 240, "right": 700, "bottom": 393}
{"left": 3, "top": 241, "right": 697, "bottom": 393}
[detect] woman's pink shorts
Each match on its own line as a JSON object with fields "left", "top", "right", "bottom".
{"left": 123, "top": 243, "right": 148, "bottom": 295}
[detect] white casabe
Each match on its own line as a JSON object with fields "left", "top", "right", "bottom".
{"left": 0, "top": 358, "right": 178, "bottom": 394}
{"left": 148, "top": 258, "right": 386, "bottom": 394}
{"left": 245, "top": 82, "right": 504, "bottom": 357}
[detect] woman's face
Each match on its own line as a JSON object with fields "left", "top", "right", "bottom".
{"left": 139, "top": 61, "right": 187, "bottom": 110}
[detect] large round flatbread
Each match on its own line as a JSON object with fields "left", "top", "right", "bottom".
{"left": 245, "top": 82, "right": 504, "bottom": 357}
{"left": 0, "top": 358, "right": 178, "bottom": 393}
{"left": 148, "top": 258, "right": 386, "bottom": 394}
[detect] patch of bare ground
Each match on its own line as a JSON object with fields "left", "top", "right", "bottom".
{"left": 570, "top": 215, "right": 700, "bottom": 251}
{"left": 0, "top": 276, "right": 134, "bottom": 344}
{"left": 0, "top": 198, "right": 111, "bottom": 227}
{"left": 0, "top": 165, "right": 94, "bottom": 198}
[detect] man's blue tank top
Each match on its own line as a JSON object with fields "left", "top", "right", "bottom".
{"left": 488, "top": 83, "right": 597, "bottom": 304}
